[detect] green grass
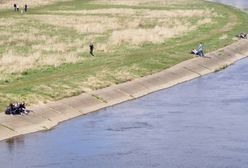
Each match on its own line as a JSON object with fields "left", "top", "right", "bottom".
{"left": 0, "top": 0, "right": 248, "bottom": 111}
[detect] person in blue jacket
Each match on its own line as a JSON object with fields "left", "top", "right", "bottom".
{"left": 197, "top": 42, "right": 204, "bottom": 57}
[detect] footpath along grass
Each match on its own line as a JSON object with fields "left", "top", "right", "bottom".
{"left": 0, "top": 0, "right": 248, "bottom": 111}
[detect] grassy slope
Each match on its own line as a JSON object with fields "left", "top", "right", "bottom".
{"left": 0, "top": 0, "right": 248, "bottom": 111}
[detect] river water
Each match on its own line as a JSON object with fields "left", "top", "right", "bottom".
{"left": 1, "top": 1, "right": 248, "bottom": 168}
{"left": 211, "top": 0, "right": 248, "bottom": 10}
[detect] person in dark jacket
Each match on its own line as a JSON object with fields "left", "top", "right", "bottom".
{"left": 89, "top": 42, "right": 94, "bottom": 56}
{"left": 24, "top": 4, "right": 28, "bottom": 12}
{"left": 14, "top": 4, "right": 17, "bottom": 11}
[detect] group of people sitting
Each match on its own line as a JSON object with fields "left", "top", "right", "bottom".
{"left": 238, "top": 32, "right": 247, "bottom": 39}
{"left": 5, "top": 102, "right": 29, "bottom": 115}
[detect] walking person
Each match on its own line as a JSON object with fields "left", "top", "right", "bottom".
{"left": 89, "top": 42, "right": 94, "bottom": 56}
{"left": 197, "top": 42, "right": 204, "bottom": 57}
{"left": 24, "top": 4, "right": 28, "bottom": 12}
{"left": 16, "top": 4, "right": 19, "bottom": 12}
{"left": 13, "top": 4, "right": 17, "bottom": 11}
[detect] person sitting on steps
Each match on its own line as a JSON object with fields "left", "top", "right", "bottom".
{"left": 5, "top": 102, "right": 28, "bottom": 115}
{"left": 238, "top": 32, "right": 247, "bottom": 39}
{"left": 191, "top": 48, "right": 198, "bottom": 55}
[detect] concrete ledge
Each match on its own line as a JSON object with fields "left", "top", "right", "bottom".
{"left": 0, "top": 124, "right": 18, "bottom": 141}
{"left": 30, "top": 106, "right": 65, "bottom": 125}
{"left": 1, "top": 39, "right": 248, "bottom": 141}
{"left": 47, "top": 102, "right": 81, "bottom": 119}
{"left": 117, "top": 81, "right": 150, "bottom": 98}
{"left": 183, "top": 62, "right": 212, "bottom": 76}
{"left": 0, "top": 115, "right": 41, "bottom": 134}
{"left": 58, "top": 94, "right": 108, "bottom": 114}
{"left": 92, "top": 87, "right": 133, "bottom": 106}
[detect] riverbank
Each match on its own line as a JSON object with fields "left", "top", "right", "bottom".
{"left": 1, "top": 0, "right": 248, "bottom": 111}
{"left": 1, "top": 39, "right": 248, "bottom": 141}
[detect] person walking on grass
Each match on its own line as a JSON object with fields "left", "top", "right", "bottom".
{"left": 89, "top": 42, "right": 94, "bottom": 56}
{"left": 16, "top": 4, "right": 19, "bottom": 12}
{"left": 13, "top": 4, "right": 17, "bottom": 11}
{"left": 197, "top": 42, "right": 204, "bottom": 57}
{"left": 24, "top": 4, "right": 28, "bottom": 12}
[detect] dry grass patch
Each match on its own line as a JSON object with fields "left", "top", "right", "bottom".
{"left": 77, "top": 66, "right": 140, "bottom": 92}
{"left": 197, "top": 18, "right": 213, "bottom": 25}
{"left": 110, "top": 26, "right": 192, "bottom": 45}
{"left": 81, "top": 76, "right": 113, "bottom": 91}
{"left": 50, "top": 8, "right": 216, "bottom": 18}
{"left": 219, "top": 34, "right": 228, "bottom": 40}
{"left": 0, "top": 18, "right": 21, "bottom": 27}
{"left": 0, "top": 49, "right": 84, "bottom": 75}
{"left": 143, "top": 9, "right": 217, "bottom": 18}
{"left": 31, "top": 15, "right": 121, "bottom": 34}
{"left": 92, "top": 0, "right": 201, "bottom": 6}
{"left": 32, "top": 83, "right": 79, "bottom": 100}
{"left": 107, "top": 9, "right": 216, "bottom": 45}
{"left": 33, "top": 8, "right": 216, "bottom": 47}
{"left": 0, "top": 0, "right": 72, "bottom": 9}
{"left": 112, "top": 65, "right": 141, "bottom": 81}
{"left": 0, "top": 92, "right": 47, "bottom": 105}
{"left": 0, "top": 50, "right": 40, "bottom": 74}
{"left": 0, "top": 19, "right": 86, "bottom": 75}
{"left": 50, "top": 8, "right": 137, "bottom": 15}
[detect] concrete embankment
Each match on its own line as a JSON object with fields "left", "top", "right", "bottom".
{"left": 0, "top": 39, "right": 248, "bottom": 141}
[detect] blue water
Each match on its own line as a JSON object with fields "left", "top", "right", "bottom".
{"left": 1, "top": 1, "right": 248, "bottom": 168}
{"left": 210, "top": 0, "right": 248, "bottom": 9}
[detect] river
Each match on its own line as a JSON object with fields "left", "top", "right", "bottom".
{"left": 211, "top": 0, "right": 248, "bottom": 9}
{"left": 1, "top": 1, "right": 248, "bottom": 168}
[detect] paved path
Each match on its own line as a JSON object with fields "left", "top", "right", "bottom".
{"left": 1, "top": 39, "right": 248, "bottom": 141}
